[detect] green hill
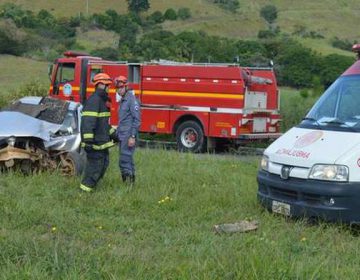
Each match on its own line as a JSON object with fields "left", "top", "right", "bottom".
{"left": 1, "top": 0, "right": 359, "bottom": 52}
{"left": 0, "top": 0, "right": 358, "bottom": 90}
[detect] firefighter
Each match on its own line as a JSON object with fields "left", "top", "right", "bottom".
{"left": 80, "top": 73, "right": 117, "bottom": 192}
{"left": 114, "top": 75, "right": 141, "bottom": 184}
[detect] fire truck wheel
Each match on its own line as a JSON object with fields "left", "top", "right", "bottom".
{"left": 176, "top": 120, "right": 205, "bottom": 153}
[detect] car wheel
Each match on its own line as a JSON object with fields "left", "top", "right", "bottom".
{"left": 59, "top": 151, "right": 85, "bottom": 176}
{"left": 20, "top": 159, "right": 33, "bottom": 175}
{"left": 176, "top": 120, "right": 205, "bottom": 153}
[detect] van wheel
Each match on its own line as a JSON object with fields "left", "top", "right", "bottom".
{"left": 176, "top": 120, "right": 205, "bottom": 153}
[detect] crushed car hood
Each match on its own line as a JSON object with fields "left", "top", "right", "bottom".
{"left": 0, "top": 111, "right": 62, "bottom": 141}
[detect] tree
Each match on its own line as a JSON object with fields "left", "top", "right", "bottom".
{"left": 260, "top": 5, "right": 278, "bottom": 24}
{"left": 213, "top": 0, "right": 240, "bottom": 12}
{"left": 127, "top": 0, "right": 150, "bottom": 14}
{"left": 320, "top": 54, "right": 353, "bottom": 88}
{"left": 274, "top": 40, "right": 321, "bottom": 88}
{"left": 177, "top": 8, "right": 191, "bottom": 20}
{"left": 91, "top": 47, "right": 119, "bottom": 60}
{"left": 164, "top": 8, "right": 177, "bottom": 21}
{"left": 147, "top": 11, "right": 164, "bottom": 24}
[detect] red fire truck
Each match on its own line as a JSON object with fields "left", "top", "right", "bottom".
{"left": 48, "top": 51, "right": 281, "bottom": 152}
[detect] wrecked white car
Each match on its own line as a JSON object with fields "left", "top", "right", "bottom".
{"left": 0, "top": 96, "right": 85, "bottom": 176}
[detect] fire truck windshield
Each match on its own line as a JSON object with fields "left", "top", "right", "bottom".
{"left": 300, "top": 75, "right": 360, "bottom": 132}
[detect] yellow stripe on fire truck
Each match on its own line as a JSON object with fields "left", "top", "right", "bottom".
{"left": 83, "top": 88, "right": 243, "bottom": 100}
{"left": 142, "top": 90, "right": 243, "bottom": 99}
{"left": 49, "top": 86, "right": 80, "bottom": 91}
{"left": 85, "top": 88, "right": 243, "bottom": 99}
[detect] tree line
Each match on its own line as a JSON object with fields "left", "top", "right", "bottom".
{"left": 0, "top": 2, "right": 355, "bottom": 90}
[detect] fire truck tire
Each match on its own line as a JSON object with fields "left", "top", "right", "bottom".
{"left": 176, "top": 120, "right": 205, "bottom": 153}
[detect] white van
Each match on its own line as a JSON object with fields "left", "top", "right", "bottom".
{"left": 257, "top": 46, "right": 360, "bottom": 223}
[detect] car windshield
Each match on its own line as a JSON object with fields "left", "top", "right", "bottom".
{"left": 300, "top": 75, "right": 360, "bottom": 132}
{"left": 3, "top": 97, "right": 69, "bottom": 125}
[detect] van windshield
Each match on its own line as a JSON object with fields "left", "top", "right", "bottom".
{"left": 300, "top": 75, "right": 360, "bottom": 132}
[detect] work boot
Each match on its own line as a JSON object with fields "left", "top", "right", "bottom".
{"left": 130, "top": 175, "right": 135, "bottom": 184}
{"left": 121, "top": 174, "right": 135, "bottom": 186}
{"left": 121, "top": 174, "right": 127, "bottom": 182}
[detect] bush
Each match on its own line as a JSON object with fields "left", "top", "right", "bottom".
{"left": 0, "top": 80, "right": 48, "bottom": 109}
{"left": 260, "top": 5, "right": 278, "bottom": 24}
{"left": 331, "top": 37, "right": 353, "bottom": 51}
{"left": 213, "top": 0, "right": 240, "bottom": 12}
{"left": 127, "top": 0, "right": 150, "bottom": 14}
{"left": 0, "top": 21, "right": 28, "bottom": 55}
{"left": 257, "top": 29, "right": 277, "bottom": 39}
{"left": 164, "top": 8, "right": 177, "bottom": 21}
{"left": 91, "top": 47, "right": 119, "bottom": 60}
{"left": 299, "top": 89, "right": 309, "bottom": 99}
{"left": 177, "top": 8, "right": 191, "bottom": 20}
{"left": 0, "top": 28, "right": 25, "bottom": 55}
{"left": 280, "top": 90, "right": 317, "bottom": 132}
{"left": 147, "top": 11, "right": 164, "bottom": 23}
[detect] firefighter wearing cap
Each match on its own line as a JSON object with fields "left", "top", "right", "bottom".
{"left": 80, "top": 73, "right": 117, "bottom": 192}
{"left": 115, "top": 75, "right": 141, "bottom": 184}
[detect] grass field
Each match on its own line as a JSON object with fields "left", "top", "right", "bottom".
{"left": 1, "top": 148, "right": 360, "bottom": 279}
{"left": 0, "top": 55, "right": 48, "bottom": 93}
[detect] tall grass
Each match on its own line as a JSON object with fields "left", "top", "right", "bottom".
{"left": 1, "top": 148, "right": 360, "bottom": 279}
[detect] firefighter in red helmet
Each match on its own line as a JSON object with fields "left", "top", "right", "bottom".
{"left": 114, "top": 75, "right": 141, "bottom": 184}
{"left": 80, "top": 73, "right": 117, "bottom": 192}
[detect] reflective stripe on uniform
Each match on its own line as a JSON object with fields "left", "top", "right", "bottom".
{"left": 80, "top": 184, "right": 93, "bottom": 192}
{"left": 109, "top": 127, "right": 116, "bottom": 134}
{"left": 81, "top": 141, "right": 115, "bottom": 150}
{"left": 93, "top": 141, "right": 115, "bottom": 150}
{"left": 83, "top": 133, "right": 94, "bottom": 139}
{"left": 82, "top": 111, "right": 111, "bottom": 117}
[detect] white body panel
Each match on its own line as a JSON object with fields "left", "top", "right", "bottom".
{"left": 265, "top": 127, "right": 360, "bottom": 181}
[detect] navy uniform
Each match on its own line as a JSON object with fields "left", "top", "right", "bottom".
{"left": 80, "top": 73, "right": 116, "bottom": 192}
{"left": 117, "top": 89, "right": 141, "bottom": 183}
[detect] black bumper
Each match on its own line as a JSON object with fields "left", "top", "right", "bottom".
{"left": 257, "top": 170, "right": 360, "bottom": 223}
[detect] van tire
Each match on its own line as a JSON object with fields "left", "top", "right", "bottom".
{"left": 176, "top": 120, "right": 205, "bottom": 153}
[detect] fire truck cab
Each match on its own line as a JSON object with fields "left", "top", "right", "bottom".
{"left": 49, "top": 51, "right": 281, "bottom": 152}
